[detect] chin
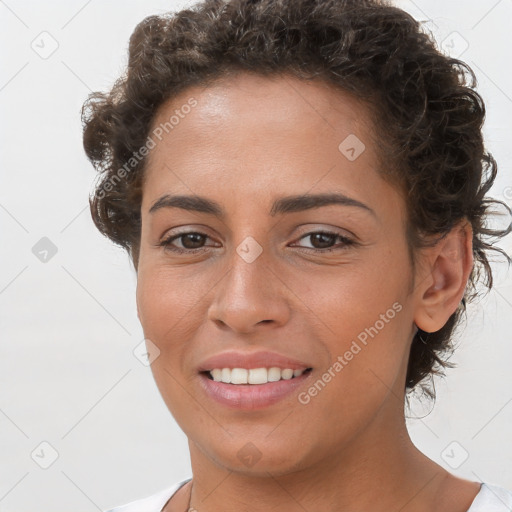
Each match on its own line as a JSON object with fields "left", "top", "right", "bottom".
{"left": 194, "top": 430, "right": 322, "bottom": 477}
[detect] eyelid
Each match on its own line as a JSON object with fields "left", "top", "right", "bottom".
{"left": 292, "top": 224, "right": 357, "bottom": 240}
{"left": 158, "top": 222, "right": 356, "bottom": 242}
{"left": 158, "top": 225, "right": 217, "bottom": 242}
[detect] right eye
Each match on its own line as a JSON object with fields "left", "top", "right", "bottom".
{"left": 158, "top": 231, "right": 215, "bottom": 254}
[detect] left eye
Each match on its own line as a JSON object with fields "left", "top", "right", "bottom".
{"left": 158, "top": 230, "right": 355, "bottom": 254}
{"left": 291, "top": 231, "right": 355, "bottom": 252}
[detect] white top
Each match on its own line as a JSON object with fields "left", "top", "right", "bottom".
{"left": 104, "top": 479, "right": 512, "bottom": 512}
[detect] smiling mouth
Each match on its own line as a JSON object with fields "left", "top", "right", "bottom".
{"left": 201, "top": 367, "right": 313, "bottom": 385}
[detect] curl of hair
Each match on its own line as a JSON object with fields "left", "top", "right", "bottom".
{"left": 82, "top": 0, "right": 512, "bottom": 399}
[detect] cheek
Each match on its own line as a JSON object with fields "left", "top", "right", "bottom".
{"left": 294, "top": 257, "right": 411, "bottom": 408}
{"left": 297, "top": 292, "right": 409, "bottom": 444}
{"left": 136, "top": 268, "right": 187, "bottom": 379}
{"left": 136, "top": 265, "right": 207, "bottom": 337}
{"left": 135, "top": 267, "right": 206, "bottom": 426}
{"left": 135, "top": 263, "right": 224, "bottom": 388}
{"left": 294, "top": 255, "right": 406, "bottom": 342}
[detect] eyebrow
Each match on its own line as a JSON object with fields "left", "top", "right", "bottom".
{"left": 149, "top": 192, "right": 376, "bottom": 218}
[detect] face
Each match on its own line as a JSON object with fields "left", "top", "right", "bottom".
{"left": 136, "top": 72, "right": 419, "bottom": 476}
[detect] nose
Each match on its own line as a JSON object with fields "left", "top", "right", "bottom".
{"left": 207, "top": 247, "right": 291, "bottom": 335}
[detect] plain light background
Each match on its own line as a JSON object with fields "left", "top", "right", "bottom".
{"left": 0, "top": 0, "right": 511, "bottom": 510}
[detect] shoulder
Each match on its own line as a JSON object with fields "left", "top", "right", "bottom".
{"left": 467, "top": 482, "right": 512, "bottom": 512}
{"left": 103, "top": 478, "right": 192, "bottom": 512}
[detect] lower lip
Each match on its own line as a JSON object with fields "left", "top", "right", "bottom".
{"left": 198, "top": 371, "right": 313, "bottom": 410}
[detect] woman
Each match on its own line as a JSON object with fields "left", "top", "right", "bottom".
{"left": 82, "top": 0, "right": 512, "bottom": 510}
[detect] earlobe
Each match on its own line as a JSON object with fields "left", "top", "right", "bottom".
{"left": 413, "top": 219, "right": 473, "bottom": 334}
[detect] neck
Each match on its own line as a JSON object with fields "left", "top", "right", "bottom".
{"left": 185, "top": 399, "right": 449, "bottom": 512}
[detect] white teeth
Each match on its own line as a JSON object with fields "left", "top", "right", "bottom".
{"left": 221, "top": 368, "right": 231, "bottom": 383}
{"left": 208, "top": 367, "right": 308, "bottom": 384}
{"left": 211, "top": 369, "right": 223, "bottom": 382}
{"left": 267, "top": 367, "right": 281, "bottom": 382}
{"left": 248, "top": 368, "right": 267, "bottom": 384}
{"left": 281, "top": 369, "right": 294, "bottom": 380}
{"left": 231, "top": 368, "right": 248, "bottom": 384}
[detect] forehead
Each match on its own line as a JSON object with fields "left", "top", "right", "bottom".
{"left": 142, "top": 72, "right": 387, "bottom": 210}
{"left": 147, "top": 71, "right": 376, "bottom": 158}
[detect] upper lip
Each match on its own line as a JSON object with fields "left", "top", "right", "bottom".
{"left": 197, "top": 350, "right": 313, "bottom": 372}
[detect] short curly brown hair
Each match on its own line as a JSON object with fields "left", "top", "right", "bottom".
{"left": 82, "top": 0, "right": 511, "bottom": 398}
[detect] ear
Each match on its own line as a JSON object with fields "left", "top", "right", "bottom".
{"left": 413, "top": 219, "right": 473, "bottom": 334}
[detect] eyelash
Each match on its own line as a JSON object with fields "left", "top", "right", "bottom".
{"left": 157, "top": 230, "right": 356, "bottom": 254}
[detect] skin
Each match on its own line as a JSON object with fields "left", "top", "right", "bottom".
{"left": 135, "top": 72, "right": 480, "bottom": 512}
